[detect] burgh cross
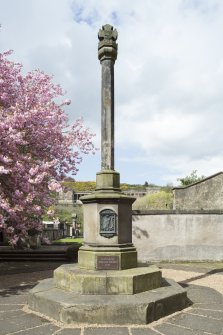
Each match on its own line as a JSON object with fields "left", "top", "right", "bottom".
{"left": 98, "top": 24, "right": 118, "bottom": 171}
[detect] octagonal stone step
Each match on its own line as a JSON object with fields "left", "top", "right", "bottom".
{"left": 54, "top": 263, "right": 161, "bottom": 295}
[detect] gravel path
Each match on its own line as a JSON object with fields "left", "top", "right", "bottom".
{"left": 162, "top": 268, "right": 223, "bottom": 294}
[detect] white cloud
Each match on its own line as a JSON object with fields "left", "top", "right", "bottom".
{"left": 1, "top": 0, "right": 223, "bottom": 185}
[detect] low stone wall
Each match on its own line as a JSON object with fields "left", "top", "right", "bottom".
{"left": 173, "top": 172, "right": 223, "bottom": 210}
{"left": 132, "top": 210, "right": 223, "bottom": 261}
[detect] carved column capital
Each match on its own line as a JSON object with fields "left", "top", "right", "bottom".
{"left": 98, "top": 24, "right": 118, "bottom": 62}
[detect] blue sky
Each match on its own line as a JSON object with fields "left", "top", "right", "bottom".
{"left": 1, "top": 0, "right": 223, "bottom": 186}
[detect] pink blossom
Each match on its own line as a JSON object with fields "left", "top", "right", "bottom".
{"left": 48, "top": 180, "right": 62, "bottom": 192}
{"left": 29, "top": 166, "right": 39, "bottom": 176}
{"left": 9, "top": 235, "right": 19, "bottom": 246}
{"left": 6, "top": 226, "right": 14, "bottom": 234}
{"left": 0, "top": 223, "right": 7, "bottom": 230}
{"left": 0, "top": 166, "right": 11, "bottom": 174}
{"left": 33, "top": 205, "right": 42, "bottom": 214}
{"left": 62, "top": 99, "right": 71, "bottom": 105}
{"left": 0, "top": 49, "right": 96, "bottom": 248}
{"left": 0, "top": 214, "right": 5, "bottom": 224}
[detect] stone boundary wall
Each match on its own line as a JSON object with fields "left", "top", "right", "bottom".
{"left": 132, "top": 210, "right": 223, "bottom": 261}
{"left": 173, "top": 172, "right": 223, "bottom": 210}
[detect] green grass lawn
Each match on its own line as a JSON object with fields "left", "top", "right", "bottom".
{"left": 53, "top": 237, "right": 83, "bottom": 244}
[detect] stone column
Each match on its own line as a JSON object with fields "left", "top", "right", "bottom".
{"left": 98, "top": 24, "right": 117, "bottom": 171}
{"left": 96, "top": 24, "right": 120, "bottom": 192}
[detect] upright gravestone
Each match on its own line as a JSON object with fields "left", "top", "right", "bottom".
{"left": 28, "top": 24, "right": 188, "bottom": 325}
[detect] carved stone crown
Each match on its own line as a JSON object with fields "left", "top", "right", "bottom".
{"left": 98, "top": 24, "right": 118, "bottom": 62}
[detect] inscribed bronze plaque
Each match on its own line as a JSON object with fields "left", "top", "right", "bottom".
{"left": 97, "top": 256, "right": 119, "bottom": 270}
{"left": 99, "top": 209, "right": 117, "bottom": 238}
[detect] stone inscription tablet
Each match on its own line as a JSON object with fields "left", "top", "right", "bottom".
{"left": 97, "top": 256, "right": 119, "bottom": 270}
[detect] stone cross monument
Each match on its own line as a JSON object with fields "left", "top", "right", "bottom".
{"left": 78, "top": 24, "right": 138, "bottom": 271}
{"left": 29, "top": 24, "right": 187, "bottom": 325}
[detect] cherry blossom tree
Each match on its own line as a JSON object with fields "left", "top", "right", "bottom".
{"left": 0, "top": 50, "right": 95, "bottom": 248}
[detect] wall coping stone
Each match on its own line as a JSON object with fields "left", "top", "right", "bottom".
{"left": 132, "top": 209, "right": 223, "bottom": 215}
{"left": 173, "top": 171, "right": 223, "bottom": 190}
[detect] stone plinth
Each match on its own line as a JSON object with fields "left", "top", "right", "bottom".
{"left": 29, "top": 277, "right": 188, "bottom": 325}
{"left": 79, "top": 191, "right": 137, "bottom": 270}
{"left": 96, "top": 170, "right": 120, "bottom": 192}
{"left": 78, "top": 245, "right": 137, "bottom": 270}
{"left": 54, "top": 264, "right": 161, "bottom": 295}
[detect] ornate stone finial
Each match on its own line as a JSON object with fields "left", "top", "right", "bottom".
{"left": 98, "top": 24, "right": 118, "bottom": 62}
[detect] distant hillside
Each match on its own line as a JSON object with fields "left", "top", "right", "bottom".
{"left": 62, "top": 181, "right": 154, "bottom": 192}
{"left": 63, "top": 181, "right": 96, "bottom": 192}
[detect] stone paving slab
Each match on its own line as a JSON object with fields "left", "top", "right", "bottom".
{"left": 167, "top": 312, "right": 223, "bottom": 334}
{"left": 0, "top": 261, "right": 222, "bottom": 335}
{"left": 131, "top": 328, "right": 160, "bottom": 335}
{"left": 0, "top": 311, "right": 50, "bottom": 335}
{"left": 186, "top": 284, "right": 223, "bottom": 304}
{"left": 193, "top": 302, "right": 223, "bottom": 311}
{"left": 190, "top": 307, "right": 223, "bottom": 320}
{"left": 56, "top": 329, "right": 82, "bottom": 335}
{"left": 155, "top": 322, "right": 204, "bottom": 335}
{"left": 3, "top": 324, "right": 60, "bottom": 335}
{"left": 0, "top": 309, "right": 28, "bottom": 320}
{"left": 0, "top": 304, "right": 23, "bottom": 311}
{"left": 84, "top": 327, "right": 129, "bottom": 335}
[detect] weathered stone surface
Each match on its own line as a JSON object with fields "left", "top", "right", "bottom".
{"left": 78, "top": 189, "right": 137, "bottom": 270}
{"left": 173, "top": 171, "right": 223, "bottom": 210}
{"left": 98, "top": 24, "right": 117, "bottom": 172}
{"left": 132, "top": 212, "right": 223, "bottom": 261}
{"left": 167, "top": 312, "right": 223, "bottom": 334}
{"left": 10, "top": 324, "right": 60, "bottom": 335}
{"left": 131, "top": 329, "right": 163, "bottom": 335}
{"left": 98, "top": 24, "right": 118, "bottom": 62}
{"left": 29, "top": 278, "right": 187, "bottom": 325}
{"left": 84, "top": 328, "right": 129, "bottom": 335}
{"left": 155, "top": 322, "right": 204, "bottom": 335}
{"left": 96, "top": 170, "right": 120, "bottom": 191}
{"left": 187, "top": 285, "right": 223, "bottom": 304}
{"left": 192, "top": 303, "right": 223, "bottom": 311}
{"left": 54, "top": 264, "right": 161, "bottom": 295}
{"left": 190, "top": 308, "right": 223, "bottom": 320}
{"left": 0, "top": 309, "right": 50, "bottom": 335}
{"left": 78, "top": 246, "right": 138, "bottom": 270}
{"left": 56, "top": 329, "right": 81, "bottom": 335}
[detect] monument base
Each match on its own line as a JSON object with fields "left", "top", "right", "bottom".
{"left": 28, "top": 276, "right": 188, "bottom": 325}
{"left": 54, "top": 263, "right": 161, "bottom": 295}
{"left": 78, "top": 245, "right": 138, "bottom": 270}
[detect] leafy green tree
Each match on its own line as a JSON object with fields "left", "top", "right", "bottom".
{"left": 177, "top": 170, "right": 205, "bottom": 186}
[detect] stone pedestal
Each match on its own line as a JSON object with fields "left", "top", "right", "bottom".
{"left": 78, "top": 181, "right": 138, "bottom": 270}
{"left": 54, "top": 264, "right": 161, "bottom": 295}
